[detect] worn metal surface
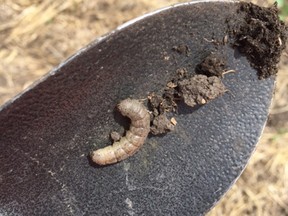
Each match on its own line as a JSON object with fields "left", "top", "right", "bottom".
{"left": 0, "top": 1, "right": 274, "bottom": 215}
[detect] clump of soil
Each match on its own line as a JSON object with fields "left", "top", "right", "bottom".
{"left": 178, "top": 75, "right": 226, "bottom": 107}
{"left": 148, "top": 92, "right": 177, "bottom": 135}
{"left": 148, "top": 63, "right": 227, "bottom": 134}
{"left": 172, "top": 44, "right": 190, "bottom": 56}
{"left": 148, "top": 91, "right": 177, "bottom": 116}
{"left": 196, "top": 54, "right": 226, "bottom": 77}
{"left": 230, "top": 2, "right": 288, "bottom": 79}
{"left": 150, "top": 114, "right": 176, "bottom": 135}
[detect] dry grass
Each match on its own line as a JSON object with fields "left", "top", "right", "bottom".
{"left": 0, "top": 0, "right": 287, "bottom": 215}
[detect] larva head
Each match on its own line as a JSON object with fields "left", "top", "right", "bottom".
{"left": 117, "top": 98, "right": 137, "bottom": 117}
{"left": 118, "top": 98, "right": 149, "bottom": 121}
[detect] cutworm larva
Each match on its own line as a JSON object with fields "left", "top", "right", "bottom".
{"left": 90, "top": 98, "right": 150, "bottom": 165}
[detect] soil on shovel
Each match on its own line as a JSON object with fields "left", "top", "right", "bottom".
{"left": 148, "top": 2, "right": 287, "bottom": 134}
{"left": 90, "top": 2, "right": 288, "bottom": 164}
{"left": 228, "top": 2, "right": 288, "bottom": 79}
{"left": 148, "top": 67, "right": 227, "bottom": 135}
{"left": 104, "top": 2, "right": 287, "bottom": 136}
{"left": 196, "top": 54, "right": 227, "bottom": 77}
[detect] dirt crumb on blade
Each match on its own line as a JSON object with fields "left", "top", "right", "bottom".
{"left": 148, "top": 92, "right": 178, "bottom": 135}
{"left": 150, "top": 113, "right": 176, "bottom": 135}
{"left": 148, "top": 90, "right": 177, "bottom": 115}
{"left": 172, "top": 44, "right": 190, "bottom": 56}
{"left": 230, "top": 2, "right": 288, "bottom": 79}
{"left": 196, "top": 54, "right": 227, "bottom": 77}
{"left": 178, "top": 75, "right": 226, "bottom": 107}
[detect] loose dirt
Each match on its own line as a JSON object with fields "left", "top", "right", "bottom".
{"left": 148, "top": 2, "right": 288, "bottom": 134}
{"left": 229, "top": 2, "right": 288, "bottom": 79}
{"left": 148, "top": 66, "right": 226, "bottom": 135}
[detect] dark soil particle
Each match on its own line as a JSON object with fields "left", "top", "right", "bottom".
{"left": 148, "top": 92, "right": 177, "bottom": 135}
{"left": 148, "top": 91, "right": 177, "bottom": 116}
{"left": 230, "top": 2, "right": 288, "bottom": 79}
{"left": 172, "top": 44, "right": 190, "bottom": 56}
{"left": 176, "top": 67, "right": 189, "bottom": 79}
{"left": 196, "top": 54, "right": 227, "bottom": 77}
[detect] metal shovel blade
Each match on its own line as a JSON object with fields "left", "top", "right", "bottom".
{"left": 0, "top": 1, "right": 274, "bottom": 215}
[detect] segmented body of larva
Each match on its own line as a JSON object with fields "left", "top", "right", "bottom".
{"left": 90, "top": 99, "right": 150, "bottom": 165}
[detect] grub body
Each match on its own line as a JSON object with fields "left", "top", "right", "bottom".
{"left": 91, "top": 99, "right": 150, "bottom": 165}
